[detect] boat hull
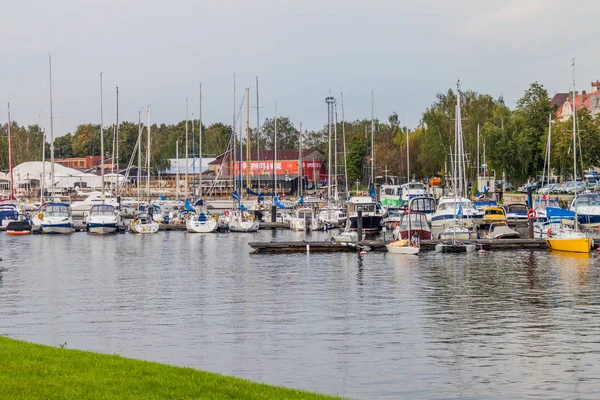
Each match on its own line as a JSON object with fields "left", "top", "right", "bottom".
{"left": 186, "top": 219, "right": 218, "bottom": 233}
{"left": 545, "top": 237, "right": 593, "bottom": 253}
{"left": 87, "top": 223, "right": 118, "bottom": 235}
{"left": 349, "top": 215, "right": 383, "bottom": 232}
{"left": 41, "top": 223, "right": 74, "bottom": 234}
{"left": 435, "top": 243, "right": 476, "bottom": 253}
{"left": 129, "top": 223, "right": 159, "bottom": 234}
{"left": 5, "top": 221, "right": 32, "bottom": 235}
{"left": 229, "top": 220, "right": 259, "bottom": 232}
{"left": 386, "top": 244, "right": 419, "bottom": 255}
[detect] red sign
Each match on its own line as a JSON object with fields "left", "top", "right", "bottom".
{"left": 231, "top": 160, "right": 322, "bottom": 176}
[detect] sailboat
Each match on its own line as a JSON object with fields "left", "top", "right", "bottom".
{"left": 86, "top": 72, "right": 119, "bottom": 234}
{"left": 545, "top": 60, "right": 593, "bottom": 253}
{"left": 436, "top": 81, "right": 476, "bottom": 253}
{"left": 186, "top": 199, "right": 218, "bottom": 233}
{"left": 130, "top": 106, "right": 159, "bottom": 234}
{"left": 387, "top": 209, "right": 422, "bottom": 255}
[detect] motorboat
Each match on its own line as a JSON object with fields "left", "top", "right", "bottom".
{"left": 482, "top": 207, "right": 508, "bottom": 224}
{"left": 186, "top": 209, "right": 218, "bottom": 233}
{"left": 40, "top": 203, "right": 74, "bottom": 234}
{"left": 435, "top": 242, "right": 477, "bottom": 253}
{"left": 485, "top": 222, "right": 520, "bottom": 239}
{"left": 570, "top": 193, "right": 600, "bottom": 228}
{"left": 382, "top": 209, "right": 403, "bottom": 231}
{"left": 504, "top": 203, "right": 529, "bottom": 222}
{"left": 392, "top": 212, "right": 432, "bottom": 241}
{"left": 0, "top": 203, "right": 19, "bottom": 230}
{"left": 386, "top": 239, "right": 419, "bottom": 255}
{"left": 438, "top": 220, "right": 477, "bottom": 240}
{"left": 289, "top": 207, "right": 320, "bottom": 232}
{"left": 129, "top": 213, "right": 159, "bottom": 234}
{"left": 431, "top": 196, "right": 482, "bottom": 229}
{"left": 400, "top": 181, "right": 427, "bottom": 206}
{"left": 379, "top": 184, "right": 402, "bottom": 208}
{"left": 85, "top": 204, "right": 120, "bottom": 234}
{"left": 408, "top": 196, "right": 437, "bottom": 223}
{"left": 316, "top": 206, "right": 347, "bottom": 228}
{"left": 71, "top": 191, "right": 119, "bottom": 217}
{"left": 347, "top": 195, "right": 384, "bottom": 233}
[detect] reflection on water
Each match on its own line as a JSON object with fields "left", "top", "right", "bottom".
{"left": 1, "top": 231, "right": 600, "bottom": 399}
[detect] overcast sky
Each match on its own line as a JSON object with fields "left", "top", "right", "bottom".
{"left": 1, "top": 0, "right": 598, "bottom": 137}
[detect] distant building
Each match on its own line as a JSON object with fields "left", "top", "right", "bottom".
{"left": 55, "top": 156, "right": 103, "bottom": 170}
{"left": 555, "top": 80, "right": 600, "bottom": 121}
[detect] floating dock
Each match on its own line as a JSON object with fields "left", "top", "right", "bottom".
{"left": 248, "top": 239, "right": 550, "bottom": 254}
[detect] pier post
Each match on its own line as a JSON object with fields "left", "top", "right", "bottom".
{"left": 357, "top": 207, "right": 363, "bottom": 242}
{"left": 271, "top": 204, "right": 276, "bottom": 223}
{"left": 527, "top": 186, "right": 534, "bottom": 239}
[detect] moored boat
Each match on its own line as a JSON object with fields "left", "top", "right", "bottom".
{"left": 40, "top": 203, "right": 74, "bottom": 234}
{"left": 6, "top": 220, "right": 32, "bottom": 235}
{"left": 86, "top": 204, "right": 120, "bottom": 234}
{"left": 386, "top": 239, "right": 419, "bottom": 255}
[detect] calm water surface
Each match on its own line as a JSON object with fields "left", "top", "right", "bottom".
{"left": 1, "top": 230, "right": 600, "bottom": 399}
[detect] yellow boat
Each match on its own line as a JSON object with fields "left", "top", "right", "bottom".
{"left": 545, "top": 237, "right": 593, "bottom": 253}
{"left": 482, "top": 207, "right": 507, "bottom": 224}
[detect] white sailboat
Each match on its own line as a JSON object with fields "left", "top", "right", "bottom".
{"left": 130, "top": 105, "right": 159, "bottom": 234}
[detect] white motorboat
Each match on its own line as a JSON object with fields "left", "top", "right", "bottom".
{"left": 86, "top": 204, "right": 120, "bottom": 234}
{"left": 347, "top": 195, "right": 384, "bottom": 232}
{"left": 289, "top": 207, "right": 321, "bottom": 232}
{"left": 316, "top": 206, "right": 347, "bottom": 227}
{"left": 129, "top": 213, "right": 159, "bottom": 234}
{"left": 186, "top": 210, "right": 218, "bottom": 233}
{"left": 71, "top": 191, "right": 119, "bottom": 217}
{"left": 435, "top": 242, "right": 477, "bottom": 253}
{"left": 438, "top": 220, "right": 477, "bottom": 240}
{"left": 431, "top": 196, "right": 482, "bottom": 229}
{"left": 485, "top": 222, "right": 520, "bottom": 239}
{"left": 40, "top": 203, "right": 74, "bottom": 234}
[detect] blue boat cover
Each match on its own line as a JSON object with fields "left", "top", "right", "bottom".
{"left": 546, "top": 207, "right": 575, "bottom": 220}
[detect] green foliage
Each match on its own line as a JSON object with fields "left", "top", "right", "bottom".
{"left": 0, "top": 336, "right": 340, "bottom": 400}
{"left": 259, "top": 117, "right": 299, "bottom": 150}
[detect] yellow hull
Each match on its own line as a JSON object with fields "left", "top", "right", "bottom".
{"left": 545, "top": 237, "right": 593, "bottom": 253}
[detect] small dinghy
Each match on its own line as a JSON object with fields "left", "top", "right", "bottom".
{"left": 6, "top": 220, "right": 32, "bottom": 236}
{"left": 386, "top": 239, "right": 419, "bottom": 255}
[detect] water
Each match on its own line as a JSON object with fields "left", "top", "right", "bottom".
{"left": 2, "top": 230, "right": 600, "bottom": 399}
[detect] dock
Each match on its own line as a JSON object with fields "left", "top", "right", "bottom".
{"left": 248, "top": 239, "right": 550, "bottom": 254}
{"left": 258, "top": 222, "right": 289, "bottom": 230}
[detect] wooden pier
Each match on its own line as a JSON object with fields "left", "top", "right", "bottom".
{"left": 248, "top": 239, "right": 550, "bottom": 254}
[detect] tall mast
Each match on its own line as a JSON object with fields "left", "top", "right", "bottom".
{"left": 7, "top": 103, "right": 14, "bottom": 200}
{"left": 176, "top": 138, "right": 179, "bottom": 200}
{"left": 370, "top": 91, "right": 375, "bottom": 192}
{"left": 115, "top": 86, "right": 120, "bottom": 195}
{"left": 546, "top": 113, "right": 552, "bottom": 208}
{"left": 246, "top": 87, "right": 251, "bottom": 189}
{"left": 572, "top": 58, "right": 577, "bottom": 183}
{"left": 48, "top": 53, "right": 55, "bottom": 198}
{"left": 185, "top": 98, "right": 189, "bottom": 199}
{"left": 326, "top": 92, "right": 333, "bottom": 200}
{"left": 147, "top": 105, "right": 151, "bottom": 201}
{"left": 274, "top": 102, "right": 278, "bottom": 196}
{"left": 256, "top": 77, "right": 261, "bottom": 192}
{"left": 137, "top": 110, "right": 141, "bottom": 204}
{"left": 299, "top": 122, "right": 303, "bottom": 198}
{"left": 334, "top": 102, "right": 338, "bottom": 202}
{"left": 406, "top": 116, "right": 410, "bottom": 183}
{"left": 239, "top": 94, "right": 243, "bottom": 198}
{"left": 100, "top": 72, "right": 105, "bottom": 203}
{"left": 232, "top": 73, "right": 236, "bottom": 192}
{"left": 456, "top": 81, "right": 464, "bottom": 196}
{"left": 41, "top": 129, "right": 45, "bottom": 202}
{"left": 477, "top": 124, "right": 480, "bottom": 182}
{"left": 191, "top": 115, "right": 195, "bottom": 199}
{"left": 341, "top": 90, "right": 348, "bottom": 198}
{"left": 199, "top": 83, "right": 203, "bottom": 199}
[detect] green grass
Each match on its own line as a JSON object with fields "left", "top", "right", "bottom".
{"left": 0, "top": 336, "right": 342, "bottom": 400}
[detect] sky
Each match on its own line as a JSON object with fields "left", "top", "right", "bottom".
{"left": 1, "top": 0, "right": 599, "bottom": 138}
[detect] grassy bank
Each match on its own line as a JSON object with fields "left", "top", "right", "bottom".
{"left": 0, "top": 336, "right": 341, "bottom": 399}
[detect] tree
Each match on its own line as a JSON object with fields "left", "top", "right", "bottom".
{"left": 259, "top": 117, "right": 299, "bottom": 150}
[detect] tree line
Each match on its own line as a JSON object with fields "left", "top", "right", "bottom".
{"left": 1, "top": 81, "right": 599, "bottom": 185}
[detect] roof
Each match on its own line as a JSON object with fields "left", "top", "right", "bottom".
{"left": 551, "top": 93, "right": 569, "bottom": 108}
{"left": 556, "top": 91, "right": 600, "bottom": 119}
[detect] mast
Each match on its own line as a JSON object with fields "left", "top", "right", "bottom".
{"left": 41, "top": 129, "right": 45, "bottom": 202}
{"left": 176, "top": 138, "right": 179, "bottom": 200}
{"left": 326, "top": 92, "right": 333, "bottom": 200}
{"left": 137, "top": 110, "right": 141, "bottom": 204}
{"left": 572, "top": 59, "right": 578, "bottom": 231}
{"left": 299, "top": 122, "right": 303, "bottom": 198}
{"left": 341, "top": 90, "right": 348, "bottom": 198}
{"left": 199, "top": 83, "right": 203, "bottom": 199}
{"left": 100, "top": 72, "right": 105, "bottom": 203}
{"left": 7, "top": 103, "right": 14, "bottom": 200}
{"left": 476, "top": 124, "right": 480, "bottom": 183}
{"left": 334, "top": 102, "right": 338, "bottom": 202}
{"left": 232, "top": 73, "right": 236, "bottom": 192}
{"left": 48, "top": 53, "right": 55, "bottom": 198}
{"left": 115, "top": 86, "right": 120, "bottom": 195}
{"left": 370, "top": 91, "right": 375, "bottom": 193}
{"left": 406, "top": 118, "right": 410, "bottom": 183}
{"left": 239, "top": 94, "right": 243, "bottom": 198}
{"left": 274, "top": 102, "right": 278, "bottom": 197}
{"left": 147, "top": 105, "right": 151, "bottom": 201}
{"left": 185, "top": 98, "right": 189, "bottom": 199}
{"left": 546, "top": 113, "right": 552, "bottom": 208}
{"left": 191, "top": 116, "right": 195, "bottom": 199}
{"left": 246, "top": 87, "right": 251, "bottom": 189}
{"left": 256, "top": 77, "right": 261, "bottom": 192}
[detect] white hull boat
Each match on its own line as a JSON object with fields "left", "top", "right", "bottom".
{"left": 186, "top": 213, "right": 218, "bottom": 233}
{"left": 386, "top": 240, "right": 419, "bottom": 255}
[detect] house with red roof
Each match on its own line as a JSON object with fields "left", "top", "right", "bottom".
{"left": 556, "top": 80, "right": 600, "bottom": 121}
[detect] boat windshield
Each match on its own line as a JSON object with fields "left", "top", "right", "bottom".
{"left": 574, "top": 194, "right": 600, "bottom": 207}
{"left": 410, "top": 198, "right": 436, "bottom": 212}
{"left": 46, "top": 205, "right": 71, "bottom": 217}
{"left": 485, "top": 208, "right": 505, "bottom": 215}
{"left": 400, "top": 213, "right": 429, "bottom": 231}
{"left": 90, "top": 205, "right": 116, "bottom": 216}
{"left": 438, "top": 201, "right": 472, "bottom": 211}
